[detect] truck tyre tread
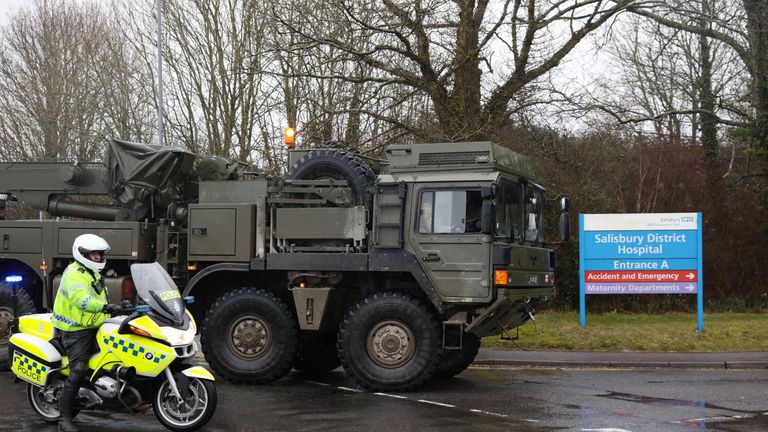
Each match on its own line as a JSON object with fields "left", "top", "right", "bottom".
{"left": 433, "top": 332, "right": 481, "bottom": 379}
{"left": 200, "top": 287, "right": 298, "bottom": 384}
{"left": 288, "top": 149, "right": 375, "bottom": 207}
{"left": 0, "top": 284, "right": 36, "bottom": 370}
{"left": 338, "top": 291, "right": 440, "bottom": 392}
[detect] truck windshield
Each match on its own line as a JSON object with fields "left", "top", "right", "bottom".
{"left": 495, "top": 178, "right": 522, "bottom": 241}
{"left": 495, "top": 178, "right": 545, "bottom": 244}
{"left": 523, "top": 184, "right": 544, "bottom": 243}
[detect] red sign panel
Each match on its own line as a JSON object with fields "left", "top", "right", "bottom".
{"left": 584, "top": 270, "right": 698, "bottom": 283}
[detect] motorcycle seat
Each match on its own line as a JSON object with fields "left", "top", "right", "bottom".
{"left": 48, "top": 338, "right": 65, "bottom": 356}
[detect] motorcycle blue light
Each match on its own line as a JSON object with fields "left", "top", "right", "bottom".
{"left": 136, "top": 305, "right": 152, "bottom": 313}
{"left": 4, "top": 275, "right": 22, "bottom": 283}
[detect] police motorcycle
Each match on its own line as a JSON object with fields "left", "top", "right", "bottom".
{"left": 8, "top": 262, "right": 217, "bottom": 431}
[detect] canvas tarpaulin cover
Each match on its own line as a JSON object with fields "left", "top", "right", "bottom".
{"left": 103, "top": 139, "right": 196, "bottom": 212}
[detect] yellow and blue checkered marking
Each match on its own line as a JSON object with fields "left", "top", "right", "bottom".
{"left": 103, "top": 335, "right": 167, "bottom": 364}
{"left": 16, "top": 354, "right": 48, "bottom": 376}
{"left": 12, "top": 352, "right": 49, "bottom": 385}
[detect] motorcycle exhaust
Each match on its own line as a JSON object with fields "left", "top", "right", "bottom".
{"left": 118, "top": 384, "right": 143, "bottom": 411}
{"left": 111, "top": 365, "right": 136, "bottom": 381}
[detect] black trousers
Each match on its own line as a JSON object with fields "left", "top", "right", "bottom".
{"left": 59, "top": 328, "right": 99, "bottom": 416}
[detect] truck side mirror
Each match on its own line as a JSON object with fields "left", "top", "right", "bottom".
{"left": 558, "top": 195, "right": 570, "bottom": 242}
{"left": 480, "top": 186, "right": 493, "bottom": 235}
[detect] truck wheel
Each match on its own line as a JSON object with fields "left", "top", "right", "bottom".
{"left": 294, "top": 332, "right": 341, "bottom": 374}
{"left": 338, "top": 291, "right": 440, "bottom": 392}
{"left": 288, "top": 149, "right": 375, "bottom": 207}
{"left": 0, "top": 284, "right": 35, "bottom": 370}
{"left": 200, "top": 288, "right": 298, "bottom": 384}
{"left": 433, "top": 333, "right": 481, "bottom": 379}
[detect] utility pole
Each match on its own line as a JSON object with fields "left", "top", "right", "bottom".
{"left": 155, "top": 0, "right": 165, "bottom": 147}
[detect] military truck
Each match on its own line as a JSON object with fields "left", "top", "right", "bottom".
{"left": 0, "top": 139, "right": 569, "bottom": 391}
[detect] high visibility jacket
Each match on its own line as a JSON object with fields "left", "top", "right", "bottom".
{"left": 52, "top": 262, "right": 109, "bottom": 332}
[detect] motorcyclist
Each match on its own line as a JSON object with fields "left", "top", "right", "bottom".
{"left": 52, "top": 234, "right": 123, "bottom": 432}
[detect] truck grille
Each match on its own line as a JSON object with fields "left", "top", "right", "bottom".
{"left": 418, "top": 151, "right": 491, "bottom": 166}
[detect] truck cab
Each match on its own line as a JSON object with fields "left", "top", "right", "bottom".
{"left": 378, "top": 142, "right": 558, "bottom": 336}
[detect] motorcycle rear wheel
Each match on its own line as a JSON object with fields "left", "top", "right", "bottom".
{"left": 27, "top": 380, "right": 78, "bottom": 423}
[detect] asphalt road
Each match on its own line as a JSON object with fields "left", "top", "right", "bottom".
{"left": 0, "top": 367, "right": 766, "bottom": 432}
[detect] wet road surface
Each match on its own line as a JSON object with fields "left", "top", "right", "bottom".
{"left": 0, "top": 367, "right": 766, "bottom": 431}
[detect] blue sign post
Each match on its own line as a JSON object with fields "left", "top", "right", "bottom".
{"left": 579, "top": 213, "right": 704, "bottom": 331}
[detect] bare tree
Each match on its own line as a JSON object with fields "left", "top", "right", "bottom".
{"left": 163, "top": 0, "right": 277, "bottom": 161}
{"left": 264, "top": 0, "right": 422, "bottom": 155}
{"left": 628, "top": 0, "right": 768, "bottom": 166}
{"left": 122, "top": 0, "right": 282, "bottom": 164}
{"left": 0, "top": 0, "right": 154, "bottom": 162}
{"left": 589, "top": 11, "right": 746, "bottom": 142}
{"left": 277, "top": 0, "right": 640, "bottom": 142}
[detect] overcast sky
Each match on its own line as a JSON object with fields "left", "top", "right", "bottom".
{"left": 0, "top": 0, "right": 27, "bottom": 25}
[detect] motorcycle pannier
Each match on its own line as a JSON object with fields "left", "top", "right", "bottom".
{"left": 9, "top": 333, "right": 62, "bottom": 387}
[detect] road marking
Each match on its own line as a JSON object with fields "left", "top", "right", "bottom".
{"left": 374, "top": 392, "right": 408, "bottom": 400}
{"left": 674, "top": 415, "right": 746, "bottom": 424}
{"left": 304, "top": 380, "right": 533, "bottom": 423}
{"left": 337, "top": 386, "right": 362, "bottom": 393}
{"left": 581, "top": 429, "right": 633, "bottom": 432}
{"left": 417, "top": 399, "right": 456, "bottom": 408}
{"left": 470, "top": 409, "right": 508, "bottom": 418}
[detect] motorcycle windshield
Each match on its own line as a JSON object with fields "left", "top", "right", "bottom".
{"left": 130, "top": 262, "right": 185, "bottom": 324}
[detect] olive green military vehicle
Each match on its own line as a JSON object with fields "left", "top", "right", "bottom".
{"left": 0, "top": 139, "right": 569, "bottom": 391}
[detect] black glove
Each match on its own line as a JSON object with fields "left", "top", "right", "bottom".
{"left": 102, "top": 303, "right": 122, "bottom": 316}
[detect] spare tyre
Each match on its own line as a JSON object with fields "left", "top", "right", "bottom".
{"left": 0, "top": 284, "right": 36, "bottom": 370}
{"left": 287, "top": 149, "right": 375, "bottom": 208}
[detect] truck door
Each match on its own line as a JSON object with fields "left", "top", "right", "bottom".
{"left": 407, "top": 186, "right": 491, "bottom": 301}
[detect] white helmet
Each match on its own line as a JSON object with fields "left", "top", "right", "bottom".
{"left": 72, "top": 234, "right": 110, "bottom": 273}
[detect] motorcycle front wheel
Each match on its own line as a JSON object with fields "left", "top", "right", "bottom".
{"left": 153, "top": 376, "right": 217, "bottom": 431}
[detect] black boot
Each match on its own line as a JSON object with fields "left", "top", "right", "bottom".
{"left": 58, "top": 382, "right": 79, "bottom": 432}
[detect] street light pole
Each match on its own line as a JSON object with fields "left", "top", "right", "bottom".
{"left": 155, "top": 0, "right": 165, "bottom": 147}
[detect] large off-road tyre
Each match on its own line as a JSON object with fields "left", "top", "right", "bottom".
{"left": 153, "top": 376, "right": 217, "bottom": 431}
{"left": 294, "top": 331, "right": 341, "bottom": 374}
{"left": 433, "top": 332, "right": 481, "bottom": 379}
{"left": 201, "top": 288, "right": 299, "bottom": 384}
{"left": 287, "top": 149, "right": 375, "bottom": 208}
{"left": 338, "top": 291, "right": 441, "bottom": 392}
{"left": 1, "top": 284, "right": 36, "bottom": 370}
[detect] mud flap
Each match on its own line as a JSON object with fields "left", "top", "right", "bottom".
{"left": 180, "top": 365, "right": 215, "bottom": 381}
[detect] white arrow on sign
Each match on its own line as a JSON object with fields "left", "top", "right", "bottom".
{"left": 686, "top": 284, "right": 695, "bottom": 292}
{"left": 686, "top": 272, "right": 696, "bottom": 280}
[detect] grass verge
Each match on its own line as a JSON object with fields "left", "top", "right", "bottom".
{"left": 481, "top": 312, "right": 768, "bottom": 352}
